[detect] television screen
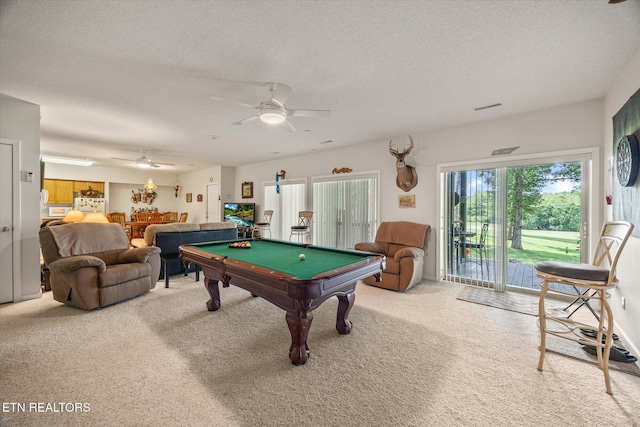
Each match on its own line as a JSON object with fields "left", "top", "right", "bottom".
{"left": 224, "top": 203, "right": 255, "bottom": 227}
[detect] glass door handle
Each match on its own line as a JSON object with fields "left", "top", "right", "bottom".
{"left": 1, "top": 226, "right": 10, "bottom": 232}
{"left": 581, "top": 221, "right": 588, "bottom": 239}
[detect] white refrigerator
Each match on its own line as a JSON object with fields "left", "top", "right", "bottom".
{"left": 73, "top": 198, "right": 106, "bottom": 213}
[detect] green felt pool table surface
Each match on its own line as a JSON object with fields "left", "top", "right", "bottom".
{"left": 186, "top": 238, "right": 377, "bottom": 279}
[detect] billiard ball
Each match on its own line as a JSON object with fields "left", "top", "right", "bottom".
{"left": 299, "top": 254, "right": 305, "bottom": 261}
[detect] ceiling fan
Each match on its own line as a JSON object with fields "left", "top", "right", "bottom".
{"left": 210, "top": 82, "right": 330, "bottom": 132}
{"left": 111, "top": 150, "right": 175, "bottom": 169}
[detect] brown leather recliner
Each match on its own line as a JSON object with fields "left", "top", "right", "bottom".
{"left": 39, "top": 222, "right": 161, "bottom": 309}
{"left": 355, "top": 221, "right": 430, "bottom": 291}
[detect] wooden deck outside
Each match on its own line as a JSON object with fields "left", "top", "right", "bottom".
{"left": 448, "top": 257, "right": 580, "bottom": 295}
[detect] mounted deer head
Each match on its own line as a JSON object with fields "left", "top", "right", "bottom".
{"left": 389, "top": 135, "right": 418, "bottom": 192}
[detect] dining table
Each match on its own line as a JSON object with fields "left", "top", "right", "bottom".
{"left": 125, "top": 220, "right": 174, "bottom": 239}
{"left": 451, "top": 229, "right": 477, "bottom": 270}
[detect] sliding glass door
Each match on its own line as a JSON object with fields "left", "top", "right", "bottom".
{"left": 443, "top": 155, "right": 589, "bottom": 293}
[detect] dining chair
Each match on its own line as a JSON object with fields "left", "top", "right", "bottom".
{"left": 163, "top": 211, "right": 178, "bottom": 222}
{"left": 148, "top": 212, "right": 165, "bottom": 224}
{"left": 535, "top": 220, "right": 634, "bottom": 395}
{"left": 253, "top": 210, "right": 273, "bottom": 238}
{"left": 465, "top": 223, "right": 489, "bottom": 278}
{"left": 179, "top": 212, "right": 188, "bottom": 223}
{"left": 133, "top": 212, "right": 150, "bottom": 223}
{"left": 289, "top": 211, "right": 313, "bottom": 243}
{"left": 108, "top": 211, "right": 131, "bottom": 241}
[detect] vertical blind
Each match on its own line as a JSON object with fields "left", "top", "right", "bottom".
{"left": 263, "top": 180, "right": 306, "bottom": 240}
{"left": 313, "top": 174, "right": 378, "bottom": 249}
{"left": 444, "top": 169, "right": 504, "bottom": 289}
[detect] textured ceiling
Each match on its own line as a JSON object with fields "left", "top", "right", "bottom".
{"left": 1, "top": 0, "right": 639, "bottom": 173}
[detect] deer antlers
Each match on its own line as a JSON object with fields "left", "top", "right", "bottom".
{"left": 389, "top": 135, "right": 414, "bottom": 157}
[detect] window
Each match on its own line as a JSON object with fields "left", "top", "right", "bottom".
{"left": 263, "top": 179, "right": 306, "bottom": 240}
{"left": 313, "top": 173, "right": 378, "bottom": 249}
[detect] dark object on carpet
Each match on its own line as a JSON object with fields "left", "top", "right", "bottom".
{"left": 580, "top": 328, "right": 619, "bottom": 341}
{"left": 545, "top": 337, "right": 640, "bottom": 378}
{"left": 582, "top": 345, "right": 638, "bottom": 363}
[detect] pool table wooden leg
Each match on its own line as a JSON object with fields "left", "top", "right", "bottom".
{"left": 336, "top": 292, "right": 355, "bottom": 335}
{"left": 286, "top": 300, "right": 313, "bottom": 365}
{"left": 204, "top": 277, "right": 221, "bottom": 311}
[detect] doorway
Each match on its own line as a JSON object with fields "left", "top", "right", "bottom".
{"left": 441, "top": 152, "right": 592, "bottom": 294}
{"left": 206, "top": 183, "right": 220, "bottom": 222}
{"left": 0, "top": 139, "right": 16, "bottom": 303}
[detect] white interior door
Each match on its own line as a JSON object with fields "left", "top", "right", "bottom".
{"left": 0, "top": 142, "right": 14, "bottom": 303}
{"left": 206, "top": 183, "right": 220, "bottom": 222}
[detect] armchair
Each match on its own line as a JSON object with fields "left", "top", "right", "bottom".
{"left": 355, "top": 221, "right": 430, "bottom": 291}
{"left": 39, "top": 222, "right": 161, "bottom": 310}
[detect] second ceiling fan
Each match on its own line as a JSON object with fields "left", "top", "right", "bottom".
{"left": 210, "top": 82, "right": 330, "bottom": 132}
{"left": 111, "top": 150, "right": 175, "bottom": 169}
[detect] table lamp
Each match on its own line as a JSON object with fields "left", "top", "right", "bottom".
{"left": 82, "top": 212, "right": 110, "bottom": 223}
{"left": 62, "top": 210, "right": 85, "bottom": 223}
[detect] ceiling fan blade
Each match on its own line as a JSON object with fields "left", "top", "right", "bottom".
{"left": 111, "top": 157, "right": 136, "bottom": 162}
{"left": 232, "top": 115, "right": 260, "bottom": 126}
{"left": 152, "top": 161, "right": 175, "bottom": 166}
{"left": 284, "top": 120, "right": 297, "bottom": 133}
{"left": 269, "top": 83, "right": 293, "bottom": 105}
{"left": 288, "top": 109, "right": 331, "bottom": 118}
{"left": 210, "top": 95, "right": 258, "bottom": 110}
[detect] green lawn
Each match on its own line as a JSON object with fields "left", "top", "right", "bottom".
{"left": 463, "top": 224, "right": 580, "bottom": 266}
{"left": 508, "top": 229, "right": 580, "bottom": 265}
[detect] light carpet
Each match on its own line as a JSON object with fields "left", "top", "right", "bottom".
{"left": 1, "top": 276, "right": 639, "bottom": 427}
{"left": 457, "top": 285, "right": 640, "bottom": 377}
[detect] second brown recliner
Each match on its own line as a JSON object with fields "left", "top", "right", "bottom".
{"left": 355, "top": 221, "right": 430, "bottom": 291}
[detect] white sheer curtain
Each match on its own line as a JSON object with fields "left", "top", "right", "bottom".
{"left": 263, "top": 180, "right": 306, "bottom": 240}
{"left": 313, "top": 173, "right": 378, "bottom": 249}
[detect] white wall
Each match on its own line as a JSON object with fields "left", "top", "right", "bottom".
{"left": 0, "top": 94, "right": 41, "bottom": 301}
{"left": 603, "top": 47, "right": 640, "bottom": 354}
{"left": 233, "top": 99, "right": 604, "bottom": 280}
{"left": 175, "top": 165, "right": 225, "bottom": 223}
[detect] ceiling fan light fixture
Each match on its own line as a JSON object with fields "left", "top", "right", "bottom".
{"left": 259, "top": 107, "right": 287, "bottom": 124}
{"left": 136, "top": 160, "right": 152, "bottom": 168}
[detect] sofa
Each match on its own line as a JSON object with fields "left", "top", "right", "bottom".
{"left": 39, "top": 222, "right": 161, "bottom": 310}
{"left": 131, "top": 221, "right": 238, "bottom": 287}
{"left": 354, "top": 221, "right": 430, "bottom": 291}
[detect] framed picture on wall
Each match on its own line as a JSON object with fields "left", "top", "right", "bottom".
{"left": 398, "top": 194, "right": 415, "bottom": 208}
{"left": 242, "top": 182, "right": 253, "bottom": 199}
{"left": 186, "top": 193, "right": 192, "bottom": 203}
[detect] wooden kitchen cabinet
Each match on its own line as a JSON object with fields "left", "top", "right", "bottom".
{"left": 43, "top": 179, "right": 104, "bottom": 203}
{"left": 42, "top": 179, "right": 57, "bottom": 201}
{"left": 73, "top": 181, "right": 104, "bottom": 194}
{"left": 43, "top": 179, "right": 73, "bottom": 203}
{"left": 56, "top": 180, "right": 74, "bottom": 203}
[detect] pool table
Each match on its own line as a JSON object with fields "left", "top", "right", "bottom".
{"left": 179, "top": 238, "right": 385, "bottom": 365}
